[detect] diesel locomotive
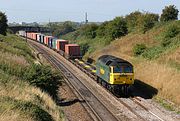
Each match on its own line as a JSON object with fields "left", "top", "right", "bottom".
{"left": 96, "top": 55, "right": 134, "bottom": 95}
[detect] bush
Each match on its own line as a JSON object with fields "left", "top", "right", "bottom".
{"left": 160, "top": 5, "right": 179, "bottom": 22}
{"left": 164, "top": 24, "right": 179, "bottom": 39}
{"left": 0, "top": 11, "right": 8, "bottom": 36}
{"left": 24, "top": 64, "right": 61, "bottom": 97}
{"left": 161, "top": 38, "right": 171, "bottom": 47}
{"left": 161, "top": 23, "right": 180, "bottom": 47}
{"left": 142, "top": 46, "right": 164, "bottom": 59}
{"left": 133, "top": 44, "right": 147, "bottom": 56}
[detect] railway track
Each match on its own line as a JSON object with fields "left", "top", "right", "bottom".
{"left": 29, "top": 41, "right": 119, "bottom": 121}
{"left": 131, "top": 97, "right": 164, "bottom": 121}
{"left": 28, "top": 38, "right": 175, "bottom": 121}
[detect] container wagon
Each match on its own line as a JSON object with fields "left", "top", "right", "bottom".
{"left": 65, "top": 44, "right": 81, "bottom": 59}
{"left": 56, "top": 39, "right": 69, "bottom": 55}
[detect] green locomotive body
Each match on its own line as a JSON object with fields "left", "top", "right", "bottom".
{"left": 96, "top": 55, "right": 134, "bottom": 95}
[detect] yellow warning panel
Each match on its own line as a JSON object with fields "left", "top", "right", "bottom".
{"left": 85, "top": 65, "right": 90, "bottom": 68}
{"left": 92, "top": 70, "right": 96, "bottom": 73}
{"left": 79, "top": 61, "right": 84, "bottom": 64}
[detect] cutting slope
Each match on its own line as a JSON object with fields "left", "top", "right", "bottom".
{"left": 90, "top": 21, "right": 180, "bottom": 107}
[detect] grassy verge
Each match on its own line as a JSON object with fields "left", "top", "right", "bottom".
{"left": 0, "top": 34, "right": 64, "bottom": 121}
{"left": 154, "top": 96, "right": 180, "bottom": 114}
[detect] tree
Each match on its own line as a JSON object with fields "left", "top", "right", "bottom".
{"left": 137, "top": 13, "right": 159, "bottom": 33}
{"left": 107, "top": 17, "right": 128, "bottom": 40}
{"left": 96, "top": 21, "right": 109, "bottom": 37}
{"left": 160, "top": 5, "right": 179, "bottom": 22}
{"left": 80, "top": 42, "right": 90, "bottom": 55}
{"left": 0, "top": 11, "right": 8, "bottom": 35}
{"left": 49, "top": 21, "right": 76, "bottom": 37}
{"left": 125, "top": 11, "right": 142, "bottom": 32}
{"left": 80, "top": 24, "right": 98, "bottom": 39}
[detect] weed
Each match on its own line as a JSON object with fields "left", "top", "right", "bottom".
{"left": 133, "top": 44, "right": 147, "bottom": 56}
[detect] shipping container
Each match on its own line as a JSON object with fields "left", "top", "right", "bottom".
{"left": 65, "top": 44, "right": 81, "bottom": 59}
{"left": 19, "top": 31, "right": 26, "bottom": 37}
{"left": 44, "top": 36, "right": 53, "bottom": 46}
{"left": 52, "top": 38, "right": 58, "bottom": 49}
{"left": 37, "top": 34, "right": 40, "bottom": 42}
{"left": 31, "top": 33, "right": 37, "bottom": 40}
{"left": 26, "top": 32, "right": 29, "bottom": 38}
{"left": 36, "top": 33, "right": 41, "bottom": 42}
{"left": 41, "top": 34, "right": 45, "bottom": 44}
{"left": 37, "top": 34, "right": 44, "bottom": 43}
{"left": 44, "top": 36, "right": 48, "bottom": 45}
{"left": 31, "top": 33, "right": 34, "bottom": 40}
{"left": 27, "top": 32, "right": 32, "bottom": 39}
{"left": 56, "top": 39, "right": 68, "bottom": 52}
{"left": 35, "top": 33, "right": 38, "bottom": 41}
{"left": 48, "top": 36, "right": 54, "bottom": 48}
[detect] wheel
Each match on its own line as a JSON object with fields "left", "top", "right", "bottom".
{"left": 122, "top": 85, "right": 129, "bottom": 97}
{"left": 96, "top": 77, "right": 99, "bottom": 83}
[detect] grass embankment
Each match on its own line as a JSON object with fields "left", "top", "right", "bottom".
{"left": 63, "top": 21, "right": 180, "bottom": 112}
{"left": 0, "top": 34, "right": 64, "bottom": 121}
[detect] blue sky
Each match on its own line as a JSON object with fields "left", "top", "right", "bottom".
{"left": 0, "top": 0, "right": 180, "bottom": 23}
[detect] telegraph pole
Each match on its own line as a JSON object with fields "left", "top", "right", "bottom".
{"left": 85, "top": 12, "right": 88, "bottom": 24}
{"left": 49, "top": 18, "right": 52, "bottom": 35}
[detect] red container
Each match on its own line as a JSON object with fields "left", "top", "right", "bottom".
{"left": 32, "top": 33, "right": 38, "bottom": 40}
{"left": 44, "top": 36, "right": 49, "bottom": 45}
{"left": 65, "top": 44, "right": 80, "bottom": 58}
{"left": 56, "top": 39, "right": 68, "bottom": 52}
{"left": 29, "top": 33, "right": 33, "bottom": 39}
{"left": 27, "top": 32, "right": 31, "bottom": 39}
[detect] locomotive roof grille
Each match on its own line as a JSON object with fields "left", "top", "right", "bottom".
{"left": 98, "top": 55, "right": 132, "bottom": 67}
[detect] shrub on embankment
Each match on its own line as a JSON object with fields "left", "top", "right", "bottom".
{"left": 0, "top": 34, "right": 64, "bottom": 121}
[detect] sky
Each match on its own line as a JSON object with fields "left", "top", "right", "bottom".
{"left": 0, "top": 0, "right": 180, "bottom": 23}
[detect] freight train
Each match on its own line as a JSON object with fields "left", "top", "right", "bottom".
{"left": 19, "top": 31, "right": 134, "bottom": 96}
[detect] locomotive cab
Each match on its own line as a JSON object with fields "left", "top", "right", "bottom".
{"left": 96, "top": 55, "right": 134, "bottom": 95}
{"left": 109, "top": 64, "right": 134, "bottom": 85}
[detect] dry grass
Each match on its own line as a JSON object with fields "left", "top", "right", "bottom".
{"left": 134, "top": 59, "right": 180, "bottom": 105}
{"left": 0, "top": 110, "right": 33, "bottom": 121}
{"left": 158, "top": 47, "right": 180, "bottom": 65}
{"left": 0, "top": 77, "right": 63, "bottom": 121}
{"left": 0, "top": 51, "right": 29, "bottom": 67}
